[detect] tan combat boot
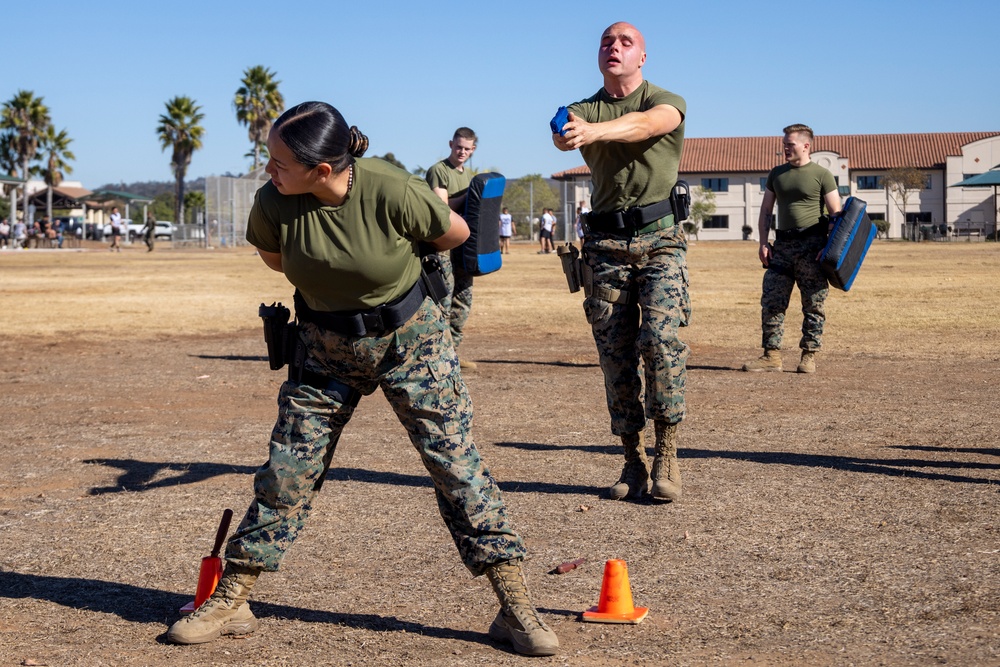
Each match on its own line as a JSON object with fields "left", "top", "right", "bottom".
{"left": 797, "top": 350, "right": 817, "bottom": 374}
{"left": 650, "top": 420, "right": 682, "bottom": 501}
{"left": 485, "top": 558, "right": 559, "bottom": 656}
{"left": 167, "top": 564, "right": 261, "bottom": 644}
{"left": 742, "top": 349, "right": 782, "bottom": 372}
{"left": 608, "top": 432, "right": 649, "bottom": 500}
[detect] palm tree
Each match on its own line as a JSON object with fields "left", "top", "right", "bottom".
{"left": 156, "top": 96, "right": 205, "bottom": 226}
{"left": 0, "top": 90, "right": 51, "bottom": 221}
{"left": 0, "top": 131, "right": 20, "bottom": 219}
{"left": 183, "top": 190, "right": 205, "bottom": 225}
{"left": 39, "top": 126, "right": 75, "bottom": 219}
{"left": 234, "top": 66, "right": 284, "bottom": 170}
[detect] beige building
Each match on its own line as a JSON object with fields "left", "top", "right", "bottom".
{"left": 553, "top": 132, "right": 1000, "bottom": 240}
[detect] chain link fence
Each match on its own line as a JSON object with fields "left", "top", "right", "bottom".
{"left": 201, "top": 173, "right": 591, "bottom": 247}
{"left": 204, "top": 172, "right": 269, "bottom": 248}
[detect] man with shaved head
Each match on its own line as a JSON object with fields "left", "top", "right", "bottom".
{"left": 553, "top": 22, "right": 689, "bottom": 503}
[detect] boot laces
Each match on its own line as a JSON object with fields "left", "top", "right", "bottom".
{"left": 492, "top": 564, "right": 545, "bottom": 631}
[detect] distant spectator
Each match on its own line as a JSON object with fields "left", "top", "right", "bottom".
{"left": 13, "top": 219, "right": 26, "bottom": 249}
{"left": 539, "top": 208, "right": 555, "bottom": 254}
{"left": 109, "top": 206, "right": 123, "bottom": 252}
{"left": 142, "top": 213, "right": 156, "bottom": 252}
{"left": 0, "top": 218, "right": 9, "bottom": 249}
{"left": 499, "top": 206, "right": 514, "bottom": 254}
{"left": 51, "top": 218, "right": 64, "bottom": 248}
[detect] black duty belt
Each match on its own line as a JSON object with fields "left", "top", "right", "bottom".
{"left": 583, "top": 198, "right": 674, "bottom": 237}
{"left": 293, "top": 279, "right": 427, "bottom": 338}
{"left": 776, "top": 223, "right": 826, "bottom": 241}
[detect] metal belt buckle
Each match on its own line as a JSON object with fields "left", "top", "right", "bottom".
{"left": 361, "top": 310, "right": 385, "bottom": 335}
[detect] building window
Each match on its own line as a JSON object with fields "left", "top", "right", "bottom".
{"left": 703, "top": 215, "right": 729, "bottom": 229}
{"left": 838, "top": 185, "right": 851, "bottom": 196}
{"left": 906, "top": 212, "right": 932, "bottom": 223}
{"left": 868, "top": 212, "right": 885, "bottom": 221}
{"left": 923, "top": 174, "right": 932, "bottom": 189}
{"left": 759, "top": 177, "right": 768, "bottom": 192}
{"left": 857, "top": 175, "right": 883, "bottom": 190}
{"left": 701, "top": 178, "right": 729, "bottom": 192}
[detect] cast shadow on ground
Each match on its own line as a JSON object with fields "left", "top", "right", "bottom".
{"left": 685, "top": 447, "right": 999, "bottom": 485}
{"left": 688, "top": 364, "right": 738, "bottom": 372}
{"left": 891, "top": 444, "right": 1000, "bottom": 457}
{"left": 83, "top": 459, "right": 257, "bottom": 496}
{"left": 191, "top": 354, "right": 268, "bottom": 363}
{"left": 83, "top": 459, "right": 602, "bottom": 497}
{"left": 476, "top": 359, "right": 599, "bottom": 369}
{"left": 0, "top": 570, "right": 545, "bottom": 651}
{"left": 494, "top": 441, "right": 619, "bottom": 456}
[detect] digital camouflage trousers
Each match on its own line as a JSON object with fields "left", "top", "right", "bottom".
{"left": 438, "top": 251, "right": 474, "bottom": 349}
{"left": 760, "top": 236, "right": 829, "bottom": 351}
{"left": 226, "top": 297, "right": 525, "bottom": 577}
{"left": 582, "top": 223, "right": 691, "bottom": 436}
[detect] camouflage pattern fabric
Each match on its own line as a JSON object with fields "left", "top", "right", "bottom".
{"left": 437, "top": 250, "right": 474, "bottom": 349}
{"left": 760, "top": 236, "right": 829, "bottom": 351}
{"left": 582, "top": 223, "right": 690, "bottom": 436}
{"left": 226, "top": 296, "right": 525, "bottom": 577}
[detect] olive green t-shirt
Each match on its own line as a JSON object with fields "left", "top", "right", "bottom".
{"left": 246, "top": 157, "right": 452, "bottom": 312}
{"left": 569, "top": 80, "right": 686, "bottom": 213}
{"left": 766, "top": 161, "right": 838, "bottom": 230}
{"left": 425, "top": 158, "right": 473, "bottom": 199}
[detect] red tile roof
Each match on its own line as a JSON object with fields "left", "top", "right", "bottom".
{"left": 551, "top": 132, "right": 1000, "bottom": 178}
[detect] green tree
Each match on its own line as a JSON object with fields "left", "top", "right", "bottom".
{"left": 234, "top": 65, "right": 284, "bottom": 171}
{"left": 884, "top": 167, "right": 927, "bottom": 240}
{"left": 39, "top": 125, "right": 75, "bottom": 219}
{"left": 684, "top": 187, "right": 716, "bottom": 241}
{"left": 1, "top": 90, "right": 51, "bottom": 219}
{"left": 873, "top": 218, "right": 890, "bottom": 239}
{"left": 157, "top": 96, "right": 205, "bottom": 226}
{"left": 151, "top": 192, "right": 176, "bottom": 221}
{"left": 184, "top": 190, "right": 205, "bottom": 225}
{"left": 503, "top": 174, "right": 560, "bottom": 234}
{"left": 374, "top": 152, "right": 406, "bottom": 171}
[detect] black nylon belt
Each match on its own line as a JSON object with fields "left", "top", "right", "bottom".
{"left": 776, "top": 223, "right": 826, "bottom": 241}
{"left": 583, "top": 198, "right": 674, "bottom": 236}
{"left": 293, "top": 278, "right": 428, "bottom": 338}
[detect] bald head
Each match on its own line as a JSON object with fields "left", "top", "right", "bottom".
{"left": 601, "top": 22, "right": 645, "bottom": 52}
{"left": 598, "top": 22, "right": 647, "bottom": 94}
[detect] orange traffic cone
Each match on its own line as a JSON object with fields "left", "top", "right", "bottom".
{"left": 180, "top": 509, "right": 233, "bottom": 614}
{"left": 582, "top": 559, "right": 649, "bottom": 624}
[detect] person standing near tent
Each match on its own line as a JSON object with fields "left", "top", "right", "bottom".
{"left": 109, "top": 206, "right": 123, "bottom": 252}
{"left": 553, "top": 21, "right": 689, "bottom": 502}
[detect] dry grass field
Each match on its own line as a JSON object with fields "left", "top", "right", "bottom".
{"left": 0, "top": 238, "right": 997, "bottom": 666}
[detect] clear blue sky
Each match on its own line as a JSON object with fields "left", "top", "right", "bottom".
{"left": 6, "top": 0, "right": 999, "bottom": 189}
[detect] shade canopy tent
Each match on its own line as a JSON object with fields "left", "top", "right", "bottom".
{"left": 27, "top": 185, "right": 94, "bottom": 210}
{"left": 86, "top": 189, "right": 155, "bottom": 221}
{"left": 0, "top": 172, "right": 24, "bottom": 186}
{"left": 2, "top": 173, "right": 26, "bottom": 222}
{"left": 950, "top": 167, "right": 1000, "bottom": 235}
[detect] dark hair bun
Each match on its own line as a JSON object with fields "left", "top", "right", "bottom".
{"left": 348, "top": 126, "right": 369, "bottom": 158}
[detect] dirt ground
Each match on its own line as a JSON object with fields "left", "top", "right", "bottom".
{"left": 0, "top": 240, "right": 997, "bottom": 667}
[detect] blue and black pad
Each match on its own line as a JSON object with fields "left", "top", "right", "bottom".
{"left": 550, "top": 106, "right": 570, "bottom": 136}
{"left": 819, "top": 196, "right": 875, "bottom": 291}
{"left": 453, "top": 172, "right": 505, "bottom": 276}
